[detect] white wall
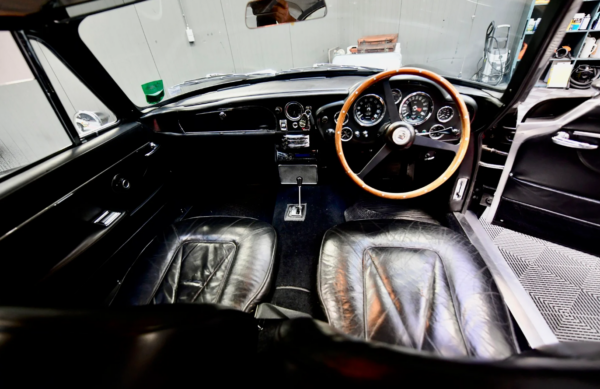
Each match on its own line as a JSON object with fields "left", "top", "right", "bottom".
{"left": 0, "top": 32, "right": 71, "bottom": 173}
{"left": 78, "top": 0, "right": 531, "bottom": 107}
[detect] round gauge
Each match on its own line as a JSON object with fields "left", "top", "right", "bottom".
{"left": 341, "top": 127, "right": 353, "bottom": 142}
{"left": 285, "top": 101, "right": 304, "bottom": 121}
{"left": 429, "top": 124, "right": 446, "bottom": 140}
{"left": 334, "top": 111, "right": 349, "bottom": 125}
{"left": 353, "top": 94, "right": 386, "bottom": 127}
{"left": 437, "top": 106, "right": 454, "bottom": 123}
{"left": 400, "top": 92, "right": 434, "bottom": 126}
{"left": 391, "top": 89, "right": 402, "bottom": 104}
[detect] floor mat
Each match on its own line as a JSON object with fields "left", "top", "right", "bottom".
{"left": 184, "top": 184, "right": 277, "bottom": 223}
{"left": 480, "top": 215, "right": 600, "bottom": 342}
{"left": 344, "top": 200, "right": 440, "bottom": 224}
{"left": 270, "top": 185, "right": 349, "bottom": 318}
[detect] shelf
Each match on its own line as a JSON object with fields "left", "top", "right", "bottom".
{"left": 566, "top": 29, "right": 591, "bottom": 33}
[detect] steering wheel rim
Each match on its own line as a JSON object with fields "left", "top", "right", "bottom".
{"left": 335, "top": 68, "right": 471, "bottom": 200}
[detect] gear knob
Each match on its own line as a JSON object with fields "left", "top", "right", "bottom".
{"left": 297, "top": 176, "right": 303, "bottom": 187}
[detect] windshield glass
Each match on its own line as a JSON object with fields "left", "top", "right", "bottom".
{"left": 79, "top": 0, "right": 543, "bottom": 107}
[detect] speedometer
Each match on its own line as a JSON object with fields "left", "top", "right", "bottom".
{"left": 353, "top": 94, "right": 386, "bottom": 127}
{"left": 400, "top": 92, "right": 434, "bottom": 126}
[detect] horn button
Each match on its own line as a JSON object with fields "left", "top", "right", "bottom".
{"left": 387, "top": 122, "right": 415, "bottom": 148}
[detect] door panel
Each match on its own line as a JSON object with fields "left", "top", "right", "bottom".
{"left": 488, "top": 99, "right": 600, "bottom": 256}
{"left": 0, "top": 123, "right": 170, "bottom": 305}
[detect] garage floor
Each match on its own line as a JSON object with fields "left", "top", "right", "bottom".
{"left": 480, "top": 215, "right": 600, "bottom": 342}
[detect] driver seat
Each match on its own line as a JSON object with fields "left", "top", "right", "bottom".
{"left": 318, "top": 219, "right": 518, "bottom": 359}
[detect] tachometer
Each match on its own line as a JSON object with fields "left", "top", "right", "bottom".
{"left": 400, "top": 92, "right": 434, "bottom": 126}
{"left": 437, "top": 106, "right": 454, "bottom": 123}
{"left": 353, "top": 94, "right": 386, "bottom": 127}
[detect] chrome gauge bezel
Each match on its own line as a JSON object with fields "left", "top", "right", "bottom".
{"left": 429, "top": 124, "right": 446, "bottom": 140}
{"left": 391, "top": 88, "right": 402, "bottom": 104}
{"left": 399, "top": 91, "right": 434, "bottom": 126}
{"left": 334, "top": 111, "right": 349, "bottom": 125}
{"left": 341, "top": 127, "right": 354, "bottom": 142}
{"left": 353, "top": 94, "right": 386, "bottom": 127}
{"left": 437, "top": 106, "right": 455, "bottom": 123}
{"left": 285, "top": 101, "right": 304, "bottom": 121}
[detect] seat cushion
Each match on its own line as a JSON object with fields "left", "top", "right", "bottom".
{"left": 318, "top": 220, "right": 518, "bottom": 359}
{"left": 112, "top": 217, "right": 277, "bottom": 312}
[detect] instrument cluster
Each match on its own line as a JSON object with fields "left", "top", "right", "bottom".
{"left": 317, "top": 83, "right": 462, "bottom": 144}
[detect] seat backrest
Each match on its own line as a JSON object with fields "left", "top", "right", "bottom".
{"left": 0, "top": 304, "right": 256, "bottom": 388}
{"left": 276, "top": 318, "right": 600, "bottom": 388}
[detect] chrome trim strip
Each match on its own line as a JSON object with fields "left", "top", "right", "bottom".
{"left": 479, "top": 161, "right": 505, "bottom": 170}
{"left": 485, "top": 98, "right": 600, "bottom": 223}
{"left": 573, "top": 130, "right": 600, "bottom": 139}
{"left": 455, "top": 210, "right": 559, "bottom": 348}
{"left": 94, "top": 211, "right": 109, "bottom": 224}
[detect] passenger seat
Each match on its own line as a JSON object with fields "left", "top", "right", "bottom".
{"left": 111, "top": 216, "right": 277, "bottom": 312}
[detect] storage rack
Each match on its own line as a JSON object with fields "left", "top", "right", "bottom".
{"left": 515, "top": 0, "right": 600, "bottom": 87}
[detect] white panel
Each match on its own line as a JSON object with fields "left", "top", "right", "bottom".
{"left": 0, "top": 32, "right": 34, "bottom": 86}
{"left": 399, "top": 0, "right": 477, "bottom": 76}
{"left": 336, "top": 0, "right": 402, "bottom": 48}
{"left": 80, "top": 5, "right": 161, "bottom": 106}
{"left": 135, "top": 0, "right": 236, "bottom": 92}
{"left": 288, "top": 1, "right": 341, "bottom": 67}
{"left": 222, "top": 0, "right": 294, "bottom": 73}
{"left": 0, "top": 81, "right": 71, "bottom": 172}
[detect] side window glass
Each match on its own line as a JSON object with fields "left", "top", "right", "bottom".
{"left": 0, "top": 32, "right": 71, "bottom": 178}
{"left": 30, "top": 40, "right": 117, "bottom": 138}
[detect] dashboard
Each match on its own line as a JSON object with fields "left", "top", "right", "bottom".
{"left": 144, "top": 75, "right": 485, "bottom": 188}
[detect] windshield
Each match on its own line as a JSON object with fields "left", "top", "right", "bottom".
{"left": 79, "top": 0, "right": 542, "bottom": 107}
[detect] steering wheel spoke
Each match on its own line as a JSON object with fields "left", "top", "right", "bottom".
{"left": 413, "top": 135, "right": 459, "bottom": 153}
{"left": 358, "top": 143, "right": 393, "bottom": 179}
{"left": 382, "top": 79, "right": 402, "bottom": 123}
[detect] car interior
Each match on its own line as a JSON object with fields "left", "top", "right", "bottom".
{"left": 0, "top": 0, "right": 599, "bottom": 388}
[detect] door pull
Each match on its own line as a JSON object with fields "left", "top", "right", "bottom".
{"left": 552, "top": 132, "right": 598, "bottom": 150}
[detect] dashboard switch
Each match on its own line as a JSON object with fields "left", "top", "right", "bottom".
{"left": 354, "top": 130, "right": 361, "bottom": 139}
{"left": 279, "top": 120, "right": 287, "bottom": 131}
{"left": 362, "top": 130, "right": 369, "bottom": 138}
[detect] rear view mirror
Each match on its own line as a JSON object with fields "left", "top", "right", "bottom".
{"left": 246, "top": 0, "right": 327, "bottom": 29}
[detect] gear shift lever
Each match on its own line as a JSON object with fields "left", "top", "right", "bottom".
{"left": 284, "top": 176, "right": 307, "bottom": 221}
{"left": 296, "top": 176, "right": 303, "bottom": 211}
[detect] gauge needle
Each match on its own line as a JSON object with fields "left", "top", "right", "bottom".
{"left": 417, "top": 127, "right": 453, "bottom": 135}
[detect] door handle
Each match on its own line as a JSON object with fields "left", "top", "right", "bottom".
{"left": 145, "top": 142, "right": 160, "bottom": 157}
{"left": 552, "top": 132, "right": 598, "bottom": 150}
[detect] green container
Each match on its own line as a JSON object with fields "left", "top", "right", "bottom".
{"left": 141, "top": 80, "right": 165, "bottom": 104}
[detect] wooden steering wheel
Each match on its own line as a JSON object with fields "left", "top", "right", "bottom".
{"left": 336, "top": 68, "right": 471, "bottom": 199}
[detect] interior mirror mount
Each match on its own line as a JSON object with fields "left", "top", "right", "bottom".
{"left": 246, "top": 0, "right": 327, "bottom": 29}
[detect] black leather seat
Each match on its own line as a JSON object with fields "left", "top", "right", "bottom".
{"left": 318, "top": 220, "right": 518, "bottom": 359}
{"left": 112, "top": 217, "right": 277, "bottom": 312}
